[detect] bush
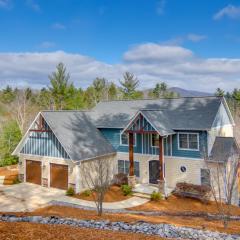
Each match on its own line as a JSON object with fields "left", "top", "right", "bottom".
{"left": 83, "top": 189, "right": 91, "bottom": 197}
{"left": 121, "top": 184, "right": 132, "bottom": 196}
{"left": 113, "top": 173, "right": 128, "bottom": 186}
{"left": 12, "top": 177, "right": 21, "bottom": 184}
{"left": 66, "top": 187, "right": 75, "bottom": 196}
{"left": 0, "top": 154, "right": 18, "bottom": 167}
{"left": 150, "top": 191, "right": 162, "bottom": 201}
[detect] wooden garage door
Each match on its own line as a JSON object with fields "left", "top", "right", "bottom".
{"left": 50, "top": 163, "right": 68, "bottom": 190}
{"left": 26, "top": 160, "right": 41, "bottom": 185}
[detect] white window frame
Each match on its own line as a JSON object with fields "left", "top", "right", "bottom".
{"left": 120, "top": 131, "right": 136, "bottom": 146}
{"left": 177, "top": 132, "right": 199, "bottom": 151}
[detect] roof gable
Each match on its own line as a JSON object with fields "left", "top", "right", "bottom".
{"left": 41, "top": 111, "right": 116, "bottom": 161}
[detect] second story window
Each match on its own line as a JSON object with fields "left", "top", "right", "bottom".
{"left": 178, "top": 133, "right": 199, "bottom": 150}
{"left": 120, "top": 132, "right": 136, "bottom": 146}
{"left": 151, "top": 134, "right": 159, "bottom": 147}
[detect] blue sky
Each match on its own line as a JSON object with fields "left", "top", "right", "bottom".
{"left": 1, "top": 0, "right": 240, "bottom": 91}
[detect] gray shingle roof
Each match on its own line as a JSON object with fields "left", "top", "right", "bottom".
{"left": 90, "top": 97, "right": 223, "bottom": 130}
{"left": 209, "top": 137, "right": 240, "bottom": 163}
{"left": 41, "top": 111, "right": 116, "bottom": 161}
{"left": 140, "top": 110, "right": 175, "bottom": 136}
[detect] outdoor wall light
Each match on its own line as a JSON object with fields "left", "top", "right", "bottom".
{"left": 18, "top": 161, "right": 22, "bottom": 166}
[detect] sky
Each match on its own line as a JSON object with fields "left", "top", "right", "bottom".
{"left": 1, "top": 0, "right": 240, "bottom": 92}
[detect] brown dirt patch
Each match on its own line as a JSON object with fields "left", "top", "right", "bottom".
{"left": 0, "top": 222, "right": 164, "bottom": 240}
{"left": 73, "top": 185, "right": 130, "bottom": 202}
{"left": 29, "top": 205, "right": 240, "bottom": 234}
{"left": 0, "top": 165, "right": 18, "bottom": 177}
{"left": 129, "top": 195, "right": 240, "bottom": 216}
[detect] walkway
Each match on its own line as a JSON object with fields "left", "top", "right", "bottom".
{"left": 0, "top": 183, "right": 149, "bottom": 212}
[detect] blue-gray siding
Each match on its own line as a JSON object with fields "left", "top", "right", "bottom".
{"left": 20, "top": 120, "right": 70, "bottom": 159}
{"left": 99, "top": 128, "right": 206, "bottom": 159}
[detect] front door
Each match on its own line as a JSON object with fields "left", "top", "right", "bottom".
{"left": 149, "top": 160, "right": 160, "bottom": 184}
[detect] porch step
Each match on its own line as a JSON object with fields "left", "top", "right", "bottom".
{"left": 133, "top": 192, "right": 151, "bottom": 199}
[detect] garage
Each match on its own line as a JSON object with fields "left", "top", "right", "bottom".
{"left": 26, "top": 160, "right": 41, "bottom": 185}
{"left": 50, "top": 163, "right": 68, "bottom": 190}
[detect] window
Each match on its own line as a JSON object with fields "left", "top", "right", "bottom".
{"left": 180, "top": 166, "right": 186, "bottom": 172}
{"left": 178, "top": 133, "right": 199, "bottom": 150}
{"left": 201, "top": 169, "right": 211, "bottom": 186}
{"left": 118, "top": 160, "right": 140, "bottom": 177}
{"left": 120, "top": 132, "right": 136, "bottom": 146}
{"left": 151, "top": 134, "right": 159, "bottom": 147}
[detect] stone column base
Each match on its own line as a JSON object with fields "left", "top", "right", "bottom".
{"left": 128, "top": 175, "right": 136, "bottom": 187}
{"left": 158, "top": 179, "right": 166, "bottom": 196}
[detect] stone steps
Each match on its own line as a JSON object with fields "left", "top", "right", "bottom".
{"left": 132, "top": 192, "right": 151, "bottom": 199}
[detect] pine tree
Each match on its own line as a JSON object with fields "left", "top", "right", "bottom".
{"left": 215, "top": 88, "right": 225, "bottom": 97}
{"left": 48, "top": 62, "right": 71, "bottom": 110}
{"left": 119, "top": 72, "right": 139, "bottom": 99}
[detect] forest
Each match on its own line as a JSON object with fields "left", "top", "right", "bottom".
{"left": 0, "top": 62, "right": 239, "bottom": 167}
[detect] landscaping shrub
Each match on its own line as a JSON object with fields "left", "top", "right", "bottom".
{"left": 150, "top": 191, "right": 162, "bottom": 201}
{"left": 121, "top": 184, "right": 132, "bottom": 196}
{"left": 83, "top": 189, "right": 91, "bottom": 197}
{"left": 12, "top": 177, "right": 21, "bottom": 184}
{"left": 66, "top": 187, "right": 75, "bottom": 196}
{"left": 112, "top": 173, "right": 128, "bottom": 186}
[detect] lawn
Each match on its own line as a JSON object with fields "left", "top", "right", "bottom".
{"left": 73, "top": 185, "right": 131, "bottom": 202}
{"left": 0, "top": 222, "right": 164, "bottom": 240}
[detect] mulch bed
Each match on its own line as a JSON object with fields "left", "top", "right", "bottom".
{"left": 128, "top": 195, "right": 240, "bottom": 216}
{"left": 73, "top": 185, "right": 131, "bottom": 202}
{"left": 0, "top": 222, "right": 164, "bottom": 240}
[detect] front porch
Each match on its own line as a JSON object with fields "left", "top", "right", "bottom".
{"left": 122, "top": 110, "right": 175, "bottom": 196}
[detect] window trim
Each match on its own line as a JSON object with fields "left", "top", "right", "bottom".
{"left": 120, "top": 131, "right": 136, "bottom": 147}
{"left": 177, "top": 132, "right": 199, "bottom": 151}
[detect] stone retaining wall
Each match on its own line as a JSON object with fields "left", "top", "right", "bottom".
{"left": 0, "top": 214, "right": 239, "bottom": 240}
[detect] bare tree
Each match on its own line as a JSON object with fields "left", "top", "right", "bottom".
{"left": 203, "top": 140, "right": 240, "bottom": 228}
{"left": 81, "top": 158, "right": 113, "bottom": 216}
{"left": 9, "top": 90, "right": 38, "bottom": 134}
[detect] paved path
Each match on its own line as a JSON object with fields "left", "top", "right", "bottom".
{"left": 0, "top": 183, "right": 149, "bottom": 212}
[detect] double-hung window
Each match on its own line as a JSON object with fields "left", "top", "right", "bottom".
{"left": 118, "top": 160, "right": 140, "bottom": 177}
{"left": 120, "top": 132, "right": 136, "bottom": 146}
{"left": 178, "top": 133, "right": 199, "bottom": 150}
{"left": 151, "top": 134, "right": 159, "bottom": 147}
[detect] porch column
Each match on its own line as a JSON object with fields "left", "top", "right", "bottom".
{"left": 159, "top": 136, "right": 164, "bottom": 180}
{"left": 128, "top": 132, "right": 136, "bottom": 187}
{"left": 158, "top": 135, "right": 166, "bottom": 195}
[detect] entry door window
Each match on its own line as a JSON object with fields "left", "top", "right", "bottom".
{"left": 149, "top": 160, "right": 160, "bottom": 184}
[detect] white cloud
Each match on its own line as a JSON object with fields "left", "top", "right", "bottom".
{"left": 39, "top": 41, "right": 56, "bottom": 49}
{"left": 186, "top": 34, "right": 207, "bottom": 42}
{"left": 26, "top": 0, "right": 40, "bottom": 12}
{"left": 213, "top": 4, "right": 240, "bottom": 20}
{"left": 52, "top": 23, "right": 66, "bottom": 30}
{"left": 0, "top": 0, "right": 11, "bottom": 9}
{"left": 123, "top": 43, "right": 193, "bottom": 62}
{"left": 1, "top": 44, "right": 240, "bottom": 92}
{"left": 156, "top": 0, "right": 166, "bottom": 15}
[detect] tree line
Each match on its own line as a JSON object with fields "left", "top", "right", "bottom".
{"left": 0, "top": 62, "right": 178, "bottom": 166}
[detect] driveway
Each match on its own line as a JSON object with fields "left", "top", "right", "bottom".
{"left": 0, "top": 183, "right": 65, "bottom": 212}
{"left": 0, "top": 183, "right": 149, "bottom": 212}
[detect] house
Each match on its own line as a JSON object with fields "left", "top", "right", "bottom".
{"left": 13, "top": 96, "right": 239, "bottom": 204}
